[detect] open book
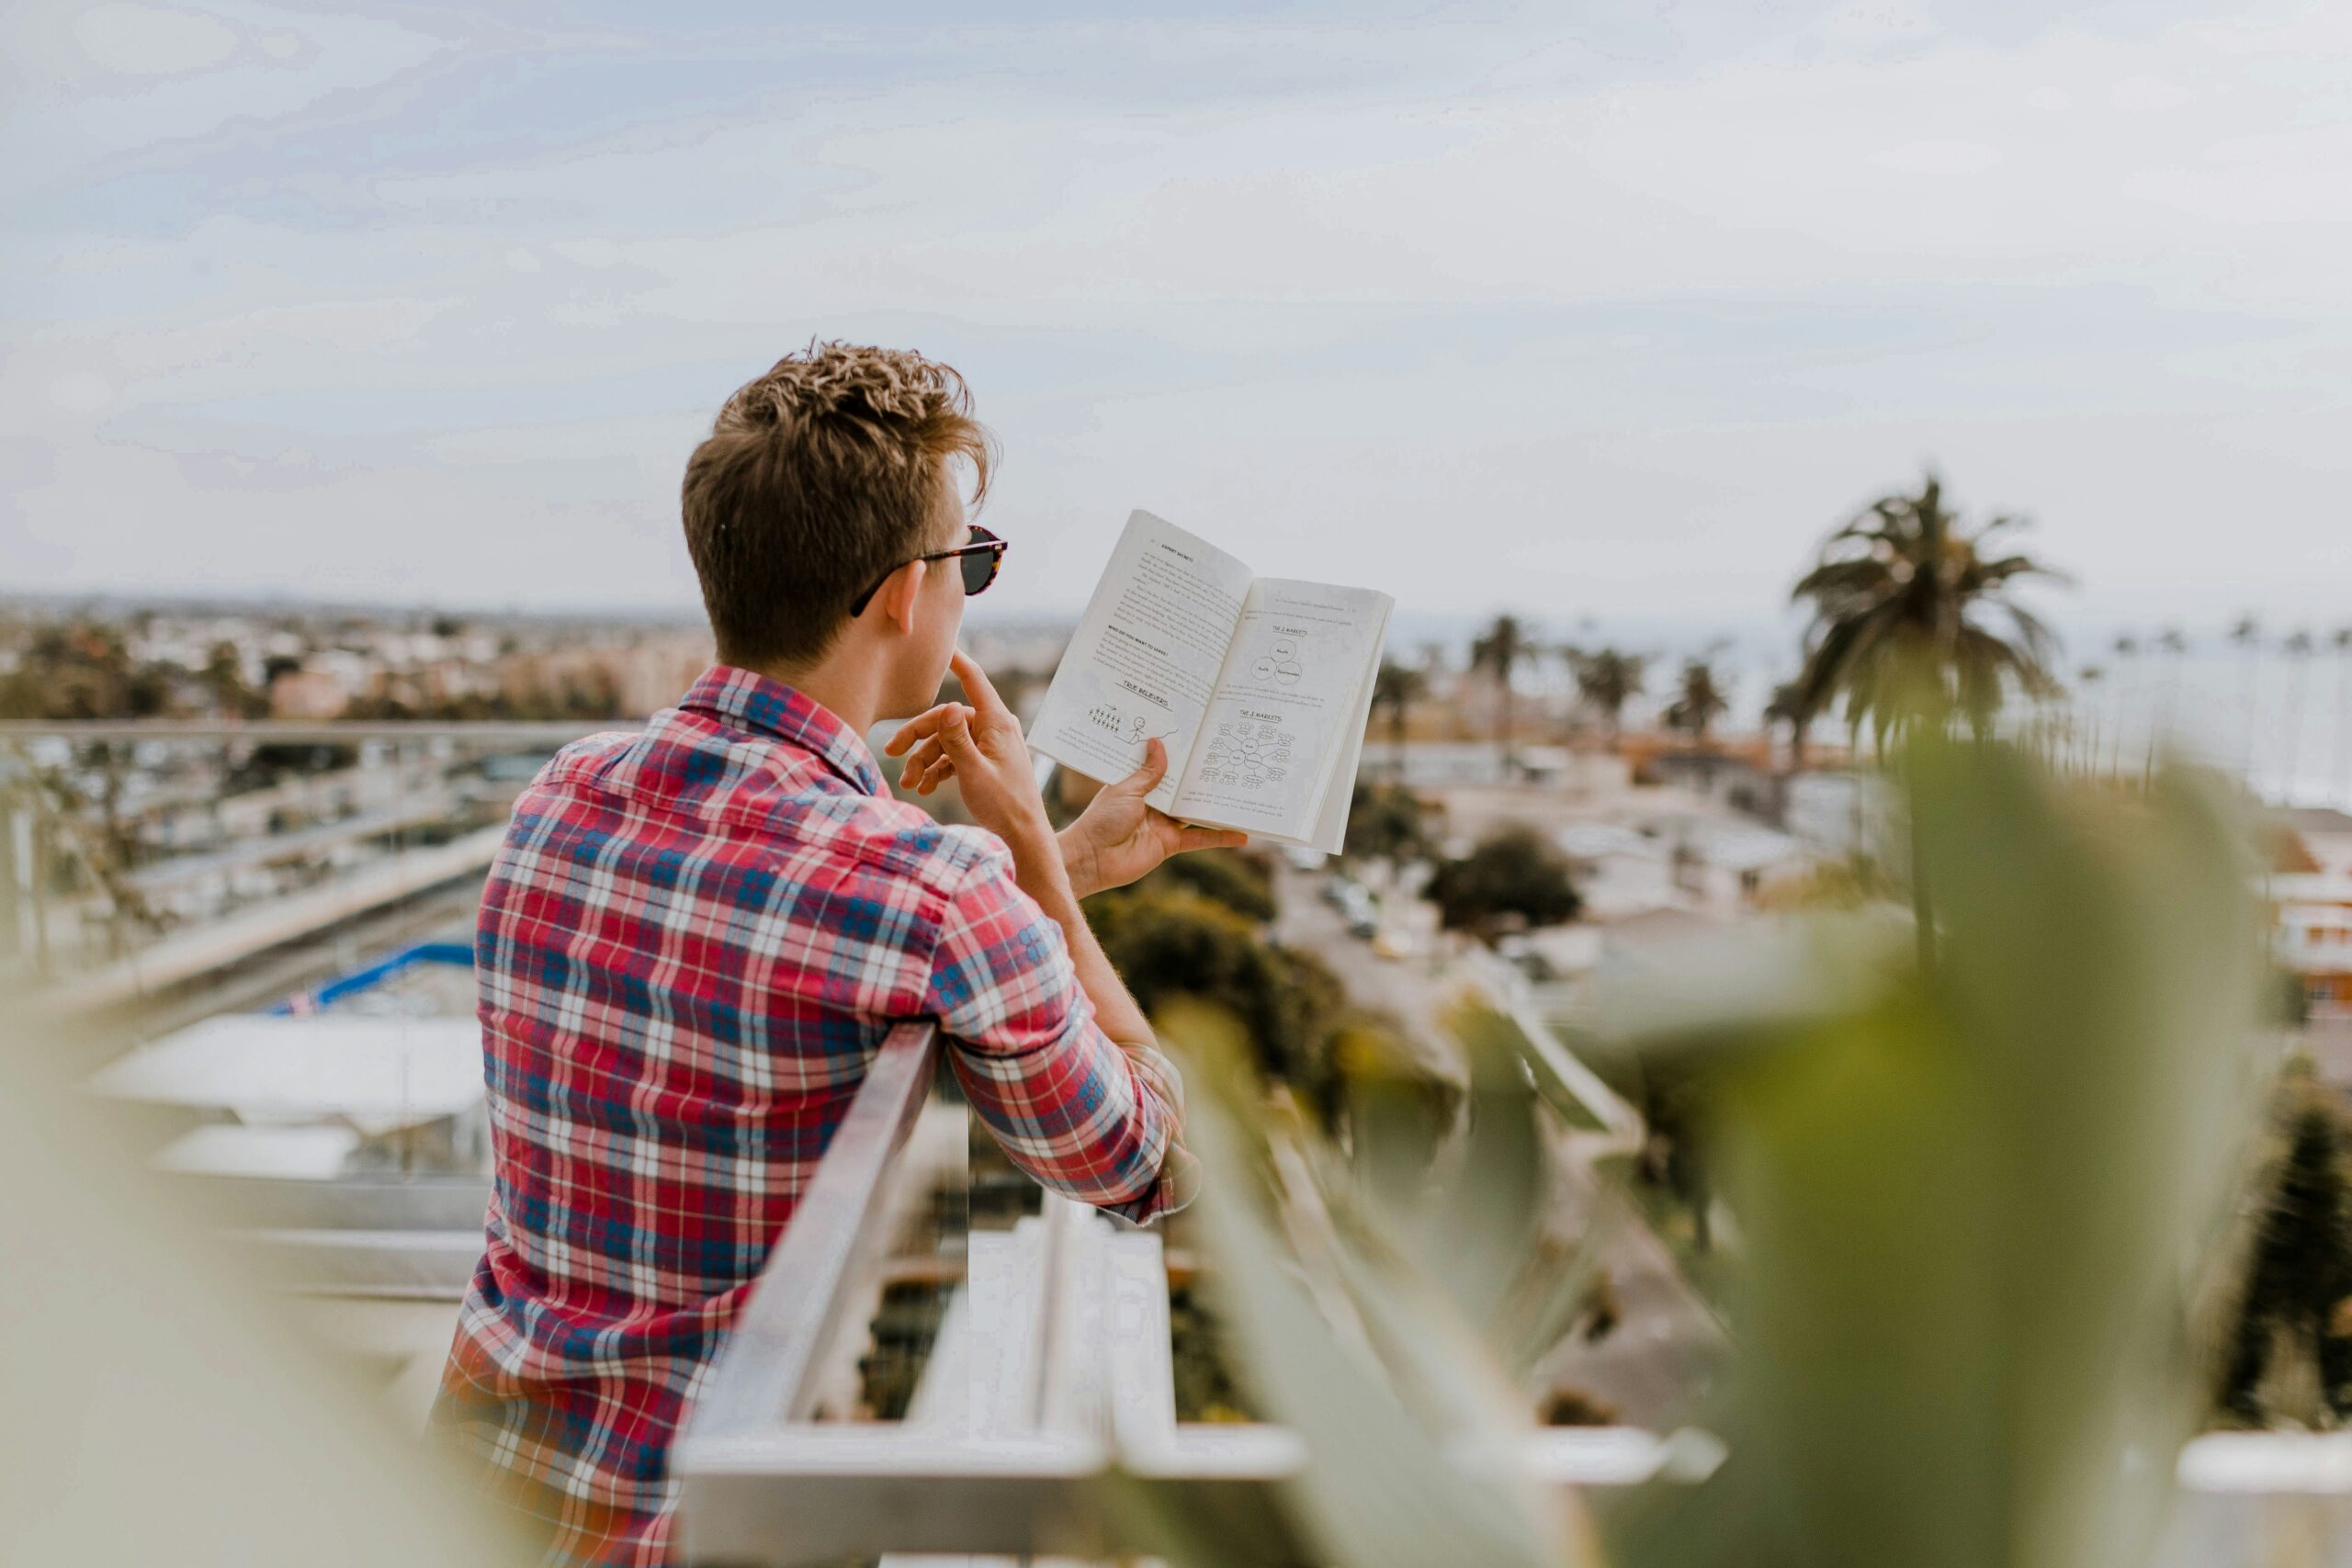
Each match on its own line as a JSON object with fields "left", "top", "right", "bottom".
{"left": 1027, "top": 511, "right": 1394, "bottom": 854}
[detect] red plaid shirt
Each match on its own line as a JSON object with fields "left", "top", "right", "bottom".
{"left": 434, "top": 666, "right": 1189, "bottom": 1566}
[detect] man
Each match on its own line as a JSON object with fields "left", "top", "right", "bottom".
{"left": 433, "top": 343, "right": 1244, "bottom": 1566}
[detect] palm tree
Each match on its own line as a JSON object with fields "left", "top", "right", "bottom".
{"left": 2151, "top": 626, "right": 2189, "bottom": 782}
{"left": 1572, "top": 648, "right": 1646, "bottom": 747}
{"left": 2335, "top": 627, "right": 2352, "bottom": 807}
{"left": 2283, "top": 629, "right": 2316, "bottom": 802}
{"left": 1664, "top": 657, "right": 1729, "bottom": 744}
{"left": 1468, "top": 615, "right": 1534, "bottom": 776}
{"left": 1553, "top": 641, "right": 1585, "bottom": 744}
{"left": 1370, "top": 659, "right": 1427, "bottom": 777}
{"left": 1764, "top": 680, "right": 1815, "bottom": 772}
{"left": 1790, "top": 471, "right": 2067, "bottom": 745}
{"left": 2229, "top": 615, "right": 2264, "bottom": 775}
{"left": 2109, "top": 633, "right": 2140, "bottom": 778}
{"left": 2075, "top": 664, "right": 2106, "bottom": 777}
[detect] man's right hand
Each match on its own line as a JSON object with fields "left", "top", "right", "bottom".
{"left": 886, "top": 650, "right": 1054, "bottom": 850}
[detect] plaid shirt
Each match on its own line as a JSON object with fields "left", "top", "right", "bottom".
{"left": 433, "top": 665, "right": 1189, "bottom": 1566}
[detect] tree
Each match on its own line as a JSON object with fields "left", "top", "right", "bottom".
{"left": 1791, "top": 471, "right": 2066, "bottom": 745}
{"left": 1084, "top": 886, "right": 1340, "bottom": 1093}
{"left": 1134, "top": 847, "right": 1278, "bottom": 923}
{"left": 2335, "top": 626, "right": 2352, "bottom": 806}
{"left": 2152, "top": 626, "right": 2190, "bottom": 780}
{"left": 2109, "top": 633, "right": 2140, "bottom": 777}
{"left": 1371, "top": 659, "right": 1427, "bottom": 773}
{"left": 200, "top": 640, "right": 265, "bottom": 720}
{"left": 2230, "top": 615, "right": 2264, "bottom": 773}
{"left": 1468, "top": 615, "right": 1534, "bottom": 773}
{"left": 0, "top": 623, "right": 171, "bottom": 721}
{"left": 1764, "top": 681, "right": 1814, "bottom": 772}
{"left": 1426, "top": 825, "right": 1581, "bottom": 941}
{"left": 2283, "top": 628, "right": 2316, "bottom": 795}
{"left": 1664, "top": 658, "right": 1728, "bottom": 744}
{"left": 1343, "top": 782, "right": 1434, "bottom": 865}
{"left": 2221, "top": 1074, "right": 2352, "bottom": 1427}
{"left": 1573, "top": 648, "right": 1646, "bottom": 745}
{"left": 2075, "top": 664, "right": 2106, "bottom": 776}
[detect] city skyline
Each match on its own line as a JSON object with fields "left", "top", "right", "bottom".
{"left": 6, "top": 1, "right": 2350, "bottom": 624}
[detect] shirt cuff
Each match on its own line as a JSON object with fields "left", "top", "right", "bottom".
{"left": 1101, "top": 1040, "right": 1198, "bottom": 1225}
{"left": 1101, "top": 1140, "right": 1200, "bottom": 1225}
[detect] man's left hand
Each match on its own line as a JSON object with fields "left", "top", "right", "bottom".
{"left": 1060, "top": 738, "right": 1249, "bottom": 900}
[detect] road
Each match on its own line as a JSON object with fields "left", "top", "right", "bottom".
{"left": 1269, "top": 858, "right": 1728, "bottom": 1428}
{"left": 1270, "top": 858, "right": 1464, "bottom": 1086}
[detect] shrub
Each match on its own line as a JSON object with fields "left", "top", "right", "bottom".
{"left": 1426, "top": 825, "right": 1581, "bottom": 939}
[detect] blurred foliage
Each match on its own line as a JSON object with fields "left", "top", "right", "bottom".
{"left": 0, "top": 621, "right": 175, "bottom": 720}
{"left": 1601, "top": 735, "right": 2265, "bottom": 1568}
{"left": 1125, "top": 998, "right": 1600, "bottom": 1568}
{"left": 1084, "top": 884, "right": 1344, "bottom": 1106}
{"left": 1122, "top": 845, "right": 1280, "bottom": 923}
{"left": 228, "top": 741, "right": 362, "bottom": 793}
{"left": 1345, "top": 782, "right": 1437, "bottom": 864}
{"left": 1429, "top": 824, "right": 1583, "bottom": 940}
{"left": 1131, "top": 733, "right": 2271, "bottom": 1568}
{"left": 1169, "top": 1281, "right": 1259, "bottom": 1423}
{"left": 1373, "top": 659, "right": 1429, "bottom": 754}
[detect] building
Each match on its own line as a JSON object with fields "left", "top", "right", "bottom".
{"left": 2270, "top": 807, "right": 2352, "bottom": 1018}
{"left": 268, "top": 666, "right": 351, "bottom": 720}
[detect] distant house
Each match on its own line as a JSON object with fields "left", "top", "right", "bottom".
{"left": 267, "top": 667, "right": 349, "bottom": 721}
{"left": 2271, "top": 807, "right": 2352, "bottom": 1018}
{"left": 1668, "top": 819, "right": 1815, "bottom": 916}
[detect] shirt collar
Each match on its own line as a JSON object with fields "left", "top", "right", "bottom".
{"left": 676, "top": 664, "right": 888, "bottom": 797}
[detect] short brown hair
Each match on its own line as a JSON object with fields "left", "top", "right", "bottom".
{"left": 681, "top": 342, "right": 994, "bottom": 667}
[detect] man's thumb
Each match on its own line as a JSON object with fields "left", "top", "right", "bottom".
{"left": 1117, "top": 736, "right": 1168, "bottom": 795}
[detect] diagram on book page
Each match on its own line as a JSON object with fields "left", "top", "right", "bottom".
{"left": 1193, "top": 719, "right": 1295, "bottom": 790}
{"left": 1246, "top": 636, "right": 1306, "bottom": 687}
{"left": 1170, "top": 579, "right": 1391, "bottom": 840}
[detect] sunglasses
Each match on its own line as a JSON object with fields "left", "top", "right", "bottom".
{"left": 847, "top": 525, "right": 1007, "bottom": 616}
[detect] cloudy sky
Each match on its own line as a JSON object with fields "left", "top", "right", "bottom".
{"left": 5, "top": 0, "right": 2349, "bottom": 637}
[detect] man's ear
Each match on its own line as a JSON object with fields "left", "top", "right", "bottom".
{"left": 876, "top": 558, "right": 927, "bottom": 635}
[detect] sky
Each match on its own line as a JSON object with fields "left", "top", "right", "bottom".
{"left": 5, "top": 0, "right": 2350, "bottom": 644}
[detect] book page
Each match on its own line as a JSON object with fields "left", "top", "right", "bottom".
{"left": 1026, "top": 511, "right": 1256, "bottom": 813}
{"left": 1303, "top": 645, "right": 1383, "bottom": 854}
{"left": 1168, "top": 579, "right": 1394, "bottom": 842}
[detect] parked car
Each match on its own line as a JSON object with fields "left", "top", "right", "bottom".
{"left": 1323, "top": 874, "right": 1368, "bottom": 909}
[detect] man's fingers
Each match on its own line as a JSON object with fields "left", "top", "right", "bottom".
{"left": 886, "top": 704, "right": 966, "bottom": 756}
{"left": 937, "top": 702, "right": 984, "bottom": 762}
{"left": 1144, "top": 807, "right": 1249, "bottom": 852}
{"left": 898, "top": 739, "right": 944, "bottom": 781}
{"left": 1112, "top": 736, "right": 1169, "bottom": 796}
{"left": 917, "top": 755, "right": 957, "bottom": 795}
{"left": 948, "top": 649, "right": 1008, "bottom": 721}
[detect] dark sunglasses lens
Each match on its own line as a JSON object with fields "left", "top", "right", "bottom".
{"left": 961, "top": 547, "right": 999, "bottom": 595}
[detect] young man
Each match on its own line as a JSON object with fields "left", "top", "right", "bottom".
{"left": 432, "top": 343, "right": 1243, "bottom": 1566}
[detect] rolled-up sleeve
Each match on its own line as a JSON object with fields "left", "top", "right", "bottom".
{"left": 923, "top": 842, "right": 1194, "bottom": 1224}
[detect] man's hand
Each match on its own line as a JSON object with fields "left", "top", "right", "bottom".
{"left": 886, "top": 651, "right": 1247, "bottom": 899}
{"left": 1058, "top": 737, "right": 1249, "bottom": 900}
{"left": 886, "top": 650, "right": 1055, "bottom": 847}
